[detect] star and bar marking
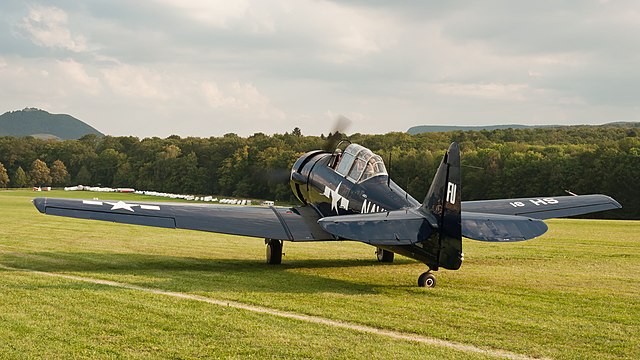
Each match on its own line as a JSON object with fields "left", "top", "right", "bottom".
{"left": 82, "top": 200, "right": 160, "bottom": 212}
{"left": 321, "top": 182, "right": 350, "bottom": 214}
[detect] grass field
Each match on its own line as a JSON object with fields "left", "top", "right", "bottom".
{"left": 1, "top": 189, "right": 638, "bottom": 359}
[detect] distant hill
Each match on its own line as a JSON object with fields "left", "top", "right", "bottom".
{"left": 407, "top": 122, "right": 639, "bottom": 135}
{"left": 0, "top": 108, "right": 104, "bottom": 140}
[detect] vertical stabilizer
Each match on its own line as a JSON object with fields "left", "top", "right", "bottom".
{"left": 420, "top": 142, "right": 462, "bottom": 270}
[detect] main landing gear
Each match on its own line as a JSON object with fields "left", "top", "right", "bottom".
{"left": 265, "top": 238, "right": 282, "bottom": 265}
{"left": 375, "top": 247, "right": 394, "bottom": 263}
{"left": 418, "top": 270, "right": 436, "bottom": 288}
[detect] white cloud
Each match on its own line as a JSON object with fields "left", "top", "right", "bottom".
{"left": 56, "top": 59, "right": 101, "bottom": 95}
{"left": 101, "top": 64, "right": 171, "bottom": 100}
{"left": 326, "top": 25, "right": 385, "bottom": 64}
{"left": 17, "top": 6, "right": 87, "bottom": 52}
{"left": 530, "top": 53, "right": 590, "bottom": 67}
{"left": 528, "top": 70, "right": 541, "bottom": 78}
{"left": 153, "top": 0, "right": 395, "bottom": 64}
{"left": 154, "top": 0, "right": 250, "bottom": 28}
{"left": 434, "top": 83, "right": 529, "bottom": 101}
{"left": 202, "top": 81, "right": 285, "bottom": 120}
{"left": 202, "top": 82, "right": 236, "bottom": 108}
{"left": 294, "top": 1, "right": 397, "bottom": 64}
{"left": 152, "top": 0, "right": 277, "bottom": 34}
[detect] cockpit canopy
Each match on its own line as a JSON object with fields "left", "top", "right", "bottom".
{"left": 334, "top": 144, "right": 387, "bottom": 182}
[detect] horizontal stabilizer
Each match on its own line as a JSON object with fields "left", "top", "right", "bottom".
{"left": 461, "top": 211, "right": 548, "bottom": 242}
{"left": 462, "top": 194, "right": 621, "bottom": 220}
{"left": 318, "top": 209, "right": 432, "bottom": 245}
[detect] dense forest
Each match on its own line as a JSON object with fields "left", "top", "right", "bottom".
{"left": 0, "top": 126, "right": 638, "bottom": 219}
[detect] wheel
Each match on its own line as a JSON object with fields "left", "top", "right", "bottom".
{"left": 418, "top": 272, "right": 436, "bottom": 288}
{"left": 375, "top": 247, "right": 394, "bottom": 263}
{"left": 265, "top": 238, "right": 282, "bottom": 265}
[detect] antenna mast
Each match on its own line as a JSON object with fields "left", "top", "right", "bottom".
{"left": 387, "top": 148, "right": 392, "bottom": 189}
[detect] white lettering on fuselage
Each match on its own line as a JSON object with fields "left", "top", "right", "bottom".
{"left": 446, "top": 182, "right": 457, "bottom": 205}
{"left": 361, "top": 199, "right": 386, "bottom": 214}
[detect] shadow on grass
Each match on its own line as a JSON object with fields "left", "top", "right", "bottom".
{"left": 0, "top": 251, "right": 399, "bottom": 295}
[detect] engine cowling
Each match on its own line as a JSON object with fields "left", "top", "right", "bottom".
{"left": 290, "top": 150, "right": 327, "bottom": 204}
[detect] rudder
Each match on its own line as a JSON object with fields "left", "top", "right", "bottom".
{"left": 420, "top": 142, "right": 463, "bottom": 270}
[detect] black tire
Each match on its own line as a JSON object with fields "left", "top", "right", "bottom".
{"left": 376, "top": 247, "right": 394, "bottom": 263}
{"left": 418, "top": 272, "right": 436, "bottom": 288}
{"left": 266, "top": 239, "right": 282, "bottom": 265}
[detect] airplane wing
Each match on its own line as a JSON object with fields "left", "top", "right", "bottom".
{"left": 33, "top": 198, "right": 333, "bottom": 242}
{"left": 461, "top": 194, "right": 621, "bottom": 220}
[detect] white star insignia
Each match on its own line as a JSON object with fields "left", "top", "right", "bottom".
{"left": 105, "top": 201, "right": 138, "bottom": 212}
{"left": 321, "top": 183, "right": 349, "bottom": 214}
{"left": 83, "top": 200, "right": 160, "bottom": 212}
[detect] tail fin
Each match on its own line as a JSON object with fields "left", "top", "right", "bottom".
{"left": 420, "top": 142, "right": 463, "bottom": 270}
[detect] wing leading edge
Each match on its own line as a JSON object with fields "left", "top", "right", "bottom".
{"left": 33, "top": 198, "right": 332, "bottom": 242}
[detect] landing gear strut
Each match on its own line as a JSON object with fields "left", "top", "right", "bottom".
{"left": 265, "top": 238, "right": 282, "bottom": 265}
{"left": 418, "top": 271, "right": 436, "bottom": 288}
{"left": 375, "top": 247, "right": 394, "bottom": 263}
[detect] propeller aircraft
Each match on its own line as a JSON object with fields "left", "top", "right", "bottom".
{"left": 33, "top": 140, "right": 621, "bottom": 287}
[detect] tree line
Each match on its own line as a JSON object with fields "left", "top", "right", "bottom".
{"left": 0, "top": 126, "right": 638, "bottom": 219}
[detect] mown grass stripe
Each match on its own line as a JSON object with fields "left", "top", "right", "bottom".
{"left": 0, "top": 263, "right": 547, "bottom": 360}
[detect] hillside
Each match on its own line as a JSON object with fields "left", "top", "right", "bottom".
{"left": 407, "top": 122, "right": 639, "bottom": 135}
{"left": 0, "top": 108, "right": 104, "bottom": 140}
{"left": 407, "top": 124, "right": 543, "bottom": 134}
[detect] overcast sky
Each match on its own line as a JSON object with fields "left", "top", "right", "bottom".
{"left": 1, "top": 1, "right": 638, "bottom": 137}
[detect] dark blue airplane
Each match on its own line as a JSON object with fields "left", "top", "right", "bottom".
{"left": 34, "top": 142, "right": 621, "bottom": 287}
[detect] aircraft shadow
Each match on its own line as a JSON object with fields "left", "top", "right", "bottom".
{"left": 0, "top": 252, "right": 414, "bottom": 295}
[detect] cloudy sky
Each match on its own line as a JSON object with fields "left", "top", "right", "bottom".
{"left": 1, "top": 1, "right": 638, "bottom": 137}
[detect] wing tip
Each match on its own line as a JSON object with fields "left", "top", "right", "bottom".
{"left": 33, "top": 197, "right": 46, "bottom": 213}
{"left": 606, "top": 195, "right": 622, "bottom": 209}
{"left": 595, "top": 194, "right": 622, "bottom": 209}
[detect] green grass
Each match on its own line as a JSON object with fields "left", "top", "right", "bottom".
{"left": 1, "top": 189, "right": 639, "bottom": 359}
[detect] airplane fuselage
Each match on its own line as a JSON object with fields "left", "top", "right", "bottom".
{"left": 290, "top": 151, "right": 448, "bottom": 270}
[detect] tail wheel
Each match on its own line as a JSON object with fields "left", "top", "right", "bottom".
{"left": 375, "top": 247, "right": 394, "bottom": 263}
{"left": 265, "top": 239, "right": 282, "bottom": 265}
{"left": 418, "top": 272, "right": 436, "bottom": 288}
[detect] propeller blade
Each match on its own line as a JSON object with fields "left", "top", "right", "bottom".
{"left": 266, "top": 168, "right": 292, "bottom": 184}
{"left": 323, "top": 115, "right": 351, "bottom": 152}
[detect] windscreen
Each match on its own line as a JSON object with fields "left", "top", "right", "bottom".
{"left": 335, "top": 144, "right": 387, "bottom": 182}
